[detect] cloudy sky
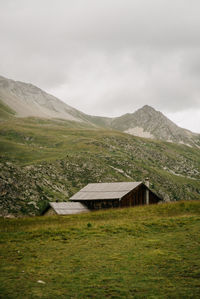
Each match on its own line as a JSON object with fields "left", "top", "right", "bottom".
{"left": 1, "top": 0, "right": 200, "bottom": 132}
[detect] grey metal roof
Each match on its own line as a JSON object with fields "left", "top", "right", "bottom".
{"left": 49, "top": 202, "right": 90, "bottom": 215}
{"left": 70, "top": 182, "right": 142, "bottom": 201}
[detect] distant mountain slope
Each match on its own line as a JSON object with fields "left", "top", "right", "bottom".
{"left": 0, "top": 75, "right": 199, "bottom": 147}
{"left": 110, "top": 105, "right": 200, "bottom": 147}
{"left": 0, "top": 75, "right": 94, "bottom": 124}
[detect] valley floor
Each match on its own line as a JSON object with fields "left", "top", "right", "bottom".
{"left": 0, "top": 201, "right": 200, "bottom": 298}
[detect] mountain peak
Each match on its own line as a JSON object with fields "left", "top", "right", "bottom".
{"left": 138, "top": 105, "right": 160, "bottom": 115}
{"left": 141, "top": 105, "right": 155, "bottom": 110}
{"left": 110, "top": 105, "right": 200, "bottom": 147}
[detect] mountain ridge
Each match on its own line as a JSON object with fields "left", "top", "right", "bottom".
{"left": 0, "top": 75, "right": 199, "bottom": 147}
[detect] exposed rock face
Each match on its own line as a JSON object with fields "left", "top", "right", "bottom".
{"left": 124, "top": 126, "right": 154, "bottom": 139}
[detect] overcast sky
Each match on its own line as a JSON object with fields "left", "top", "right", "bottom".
{"left": 0, "top": 0, "right": 200, "bottom": 132}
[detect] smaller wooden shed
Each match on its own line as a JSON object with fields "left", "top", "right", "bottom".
{"left": 44, "top": 202, "right": 90, "bottom": 216}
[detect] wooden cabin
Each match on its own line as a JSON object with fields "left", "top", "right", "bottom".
{"left": 69, "top": 181, "right": 161, "bottom": 210}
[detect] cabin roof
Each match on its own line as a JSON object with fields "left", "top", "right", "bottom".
{"left": 49, "top": 202, "right": 89, "bottom": 215}
{"left": 70, "top": 181, "right": 143, "bottom": 201}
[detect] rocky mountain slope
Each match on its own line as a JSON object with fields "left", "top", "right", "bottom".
{"left": 0, "top": 75, "right": 200, "bottom": 147}
{"left": 0, "top": 116, "right": 200, "bottom": 216}
{"left": 0, "top": 75, "right": 94, "bottom": 124}
{"left": 109, "top": 105, "right": 200, "bottom": 147}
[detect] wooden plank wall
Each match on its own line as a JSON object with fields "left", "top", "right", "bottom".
{"left": 120, "top": 185, "right": 159, "bottom": 207}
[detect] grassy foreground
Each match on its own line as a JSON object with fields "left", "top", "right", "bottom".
{"left": 1, "top": 201, "right": 200, "bottom": 298}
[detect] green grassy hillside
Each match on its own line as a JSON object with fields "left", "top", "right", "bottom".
{"left": 0, "top": 99, "right": 16, "bottom": 119}
{"left": 0, "top": 201, "right": 200, "bottom": 298}
{"left": 0, "top": 116, "right": 200, "bottom": 216}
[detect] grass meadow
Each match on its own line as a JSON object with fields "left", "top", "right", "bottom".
{"left": 0, "top": 201, "right": 200, "bottom": 298}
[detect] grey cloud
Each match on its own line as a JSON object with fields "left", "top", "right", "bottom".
{"left": 0, "top": 0, "right": 200, "bottom": 131}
